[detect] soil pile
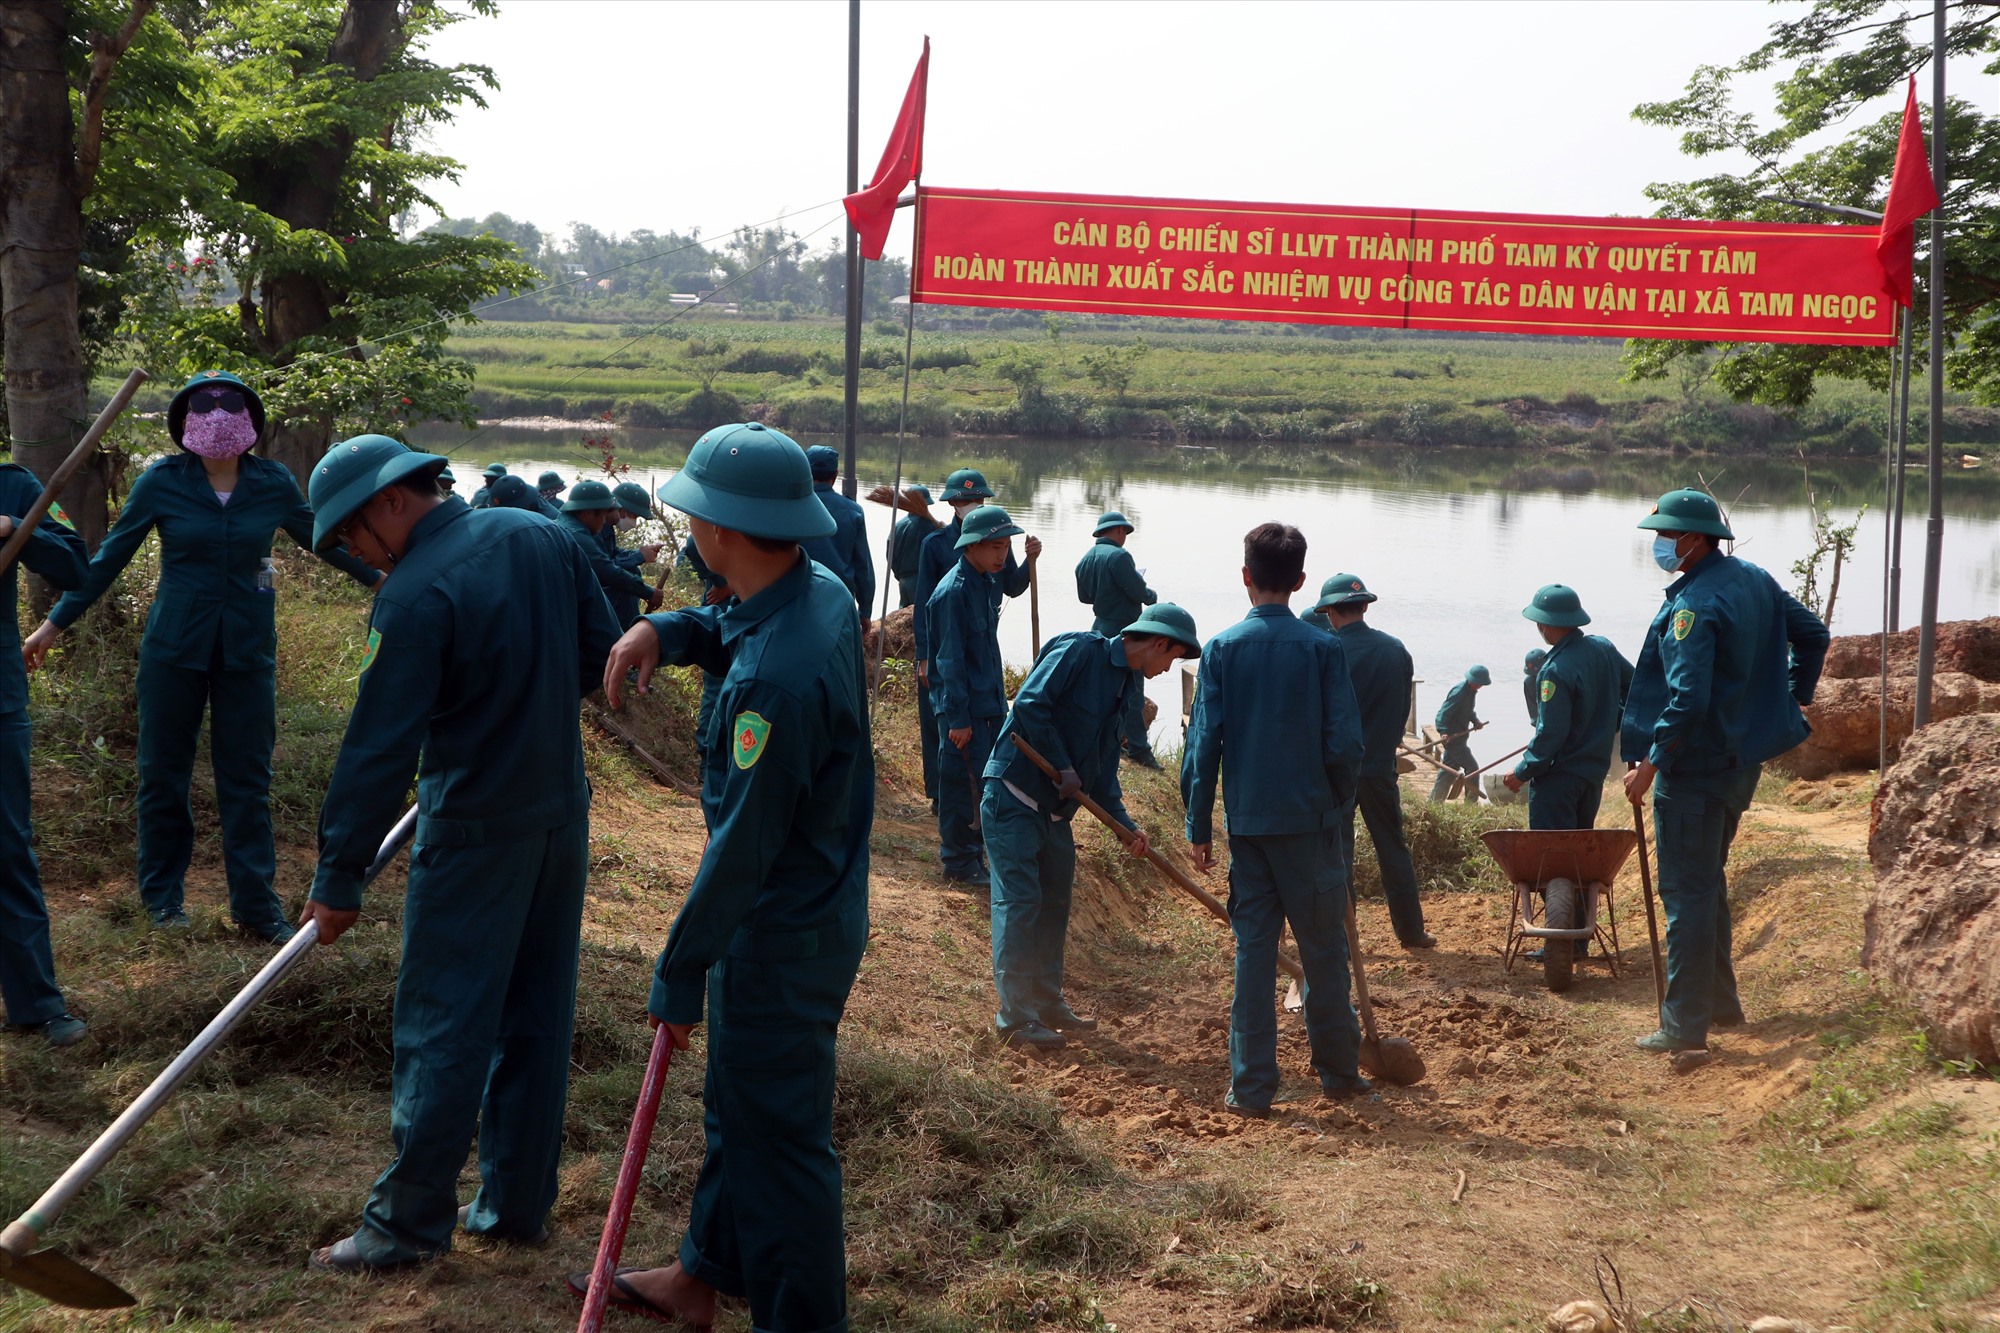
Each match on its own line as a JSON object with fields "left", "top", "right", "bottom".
{"left": 1863, "top": 712, "right": 2000, "bottom": 1063}
{"left": 1780, "top": 617, "right": 2000, "bottom": 777}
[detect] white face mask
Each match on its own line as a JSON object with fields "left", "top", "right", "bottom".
{"left": 617, "top": 514, "right": 638, "bottom": 531}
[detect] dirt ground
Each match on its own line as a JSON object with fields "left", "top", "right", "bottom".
{"left": 10, "top": 746, "right": 1991, "bottom": 1332}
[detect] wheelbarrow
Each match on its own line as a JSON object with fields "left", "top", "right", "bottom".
{"left": 1479, "top": 828, "right": 1638, "bottom": 993}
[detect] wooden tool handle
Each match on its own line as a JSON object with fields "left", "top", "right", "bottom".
{"left": 0, "top": 369, "right": 147, "bottom": 581}
{"left": 577, "top": 1026, "right": 675, "bottom": 1333}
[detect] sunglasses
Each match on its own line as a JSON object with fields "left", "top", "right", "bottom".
{"left": 188, "top": 389, "right": 247, "bottom": 414}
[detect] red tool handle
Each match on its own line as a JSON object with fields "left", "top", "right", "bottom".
{"left": 576, "top": 1024, "right": 676, "bottom": 1333}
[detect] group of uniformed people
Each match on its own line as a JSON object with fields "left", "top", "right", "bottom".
{"left": 0, "top": 371, "right": 1830, "bottom": 1327}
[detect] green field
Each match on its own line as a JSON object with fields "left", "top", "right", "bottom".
{"left": 444, "top": 315, "right": 1997, "bottom": 456}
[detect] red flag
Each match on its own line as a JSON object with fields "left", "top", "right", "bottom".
{"left": 1877, "top": 74, "right": 1939, "bottom": 307}
{"left": 843, "top": 38, "right": 929, "bottom": 261}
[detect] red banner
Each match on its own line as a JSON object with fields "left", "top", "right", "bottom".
{"left": 911, "top": 187, "right": 1896, "bottom": 346}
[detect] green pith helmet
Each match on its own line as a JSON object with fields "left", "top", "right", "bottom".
{"left": 167, "top": 371, "right": 265, "bottom": 448}
{"left": 1466, "top": 665, "right": 1492, "bottom": 687}
{"left": 611, "top": 481, "right": 652, "bottom": 517}
{"left": 562, "top": 479, "right": 616, "bottom": 512}
{"left": 1525, "top": 648, "right": 1548, "bottom": 670}
{"left": 1122, "top": 602, "right": 1201, "bottom": 656}
{"left": 955, "top": 504, "right": 1024, "bottom": 548}
{"left": 1315, "top": 572, "right": 1377, "bottom": 611}
{"left": 907, "top": 483, "right": 933, "bottom": 505}
{"left": 805, "top": 445, "right": 840, "bottom": 480}
{"left": 1637, "top": 488, "right": 1733, "bottom": 540}
{"left": 538, "top": 470, "right": 566, "bottom": 495}
{"left": 1523, "top": 583, "right": 1591, "bottom": 628}
{"left": 1093, "top": 510, "right": 1134, "bottom": 536}
{"left": 438, "top": 465, "right": 457, "bottom": 484}
{"left": 308, "top": 435, "right": 447, "bottom": 550}
{"left": 482, "top": 462, "right": 508, "bottom": 480}
{"left": 941, "top": 467, "right": 995, "bottom": 502}
{"left": 657, "top": 422, "right": 834, "bottom": 541}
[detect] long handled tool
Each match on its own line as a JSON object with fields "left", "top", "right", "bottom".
{"left": 0, "top": 369, "right": 147, "bottom": 581}
{"left": 1450, "top": 742, "right": 1531, "bottom": 800}
{"left": 1342, "top": 895, "right": 1427, "bottom": 1086}
{"left": 1391, "top": 727, "right": 1471, "bottom": 763}
{"left": 1630, "top": 797, "right": 1666, "bottom": 1020}
{"left": 963, "top": 748, "right": 983, "bottom": 833}
{"left": 0, "top": 803, "right": 418, "bottom": 1309}
{"left": 1009, "top": 735, "right": 1303, "bottom": 986}
{"left": 1028, "top": 559, "right": 1042, "bottom": 659}
{"left": 576, "top": 1024, "right": 677, "bottom": 1333}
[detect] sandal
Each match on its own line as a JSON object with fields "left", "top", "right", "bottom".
{"left": 566, "top": 1267, "right": 714, "bottom": 1330}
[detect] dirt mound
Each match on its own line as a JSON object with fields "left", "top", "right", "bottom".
{"left": 1784, "top": 672, "right": 2000, "bottom": 778}
{"left": 1863, "top": 712, "right": 2000, "bottom": 1063}
{"left": 1822, "top": 616, "right": 2000, "bottom": 682}
{"left": 869, "top": 604, "right": 915, "bottom": 661}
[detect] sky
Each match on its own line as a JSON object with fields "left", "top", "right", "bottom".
{"left": 413, "top": 0, "right": 1931, "bottom": 261}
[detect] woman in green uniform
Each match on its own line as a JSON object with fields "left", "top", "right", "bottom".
{"left": 21, "top": 372, "right": 379, "bottom": 940}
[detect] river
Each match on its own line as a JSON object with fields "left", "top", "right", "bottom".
{"left": 405, "top": 424, "right": 2000, "bottom": 766}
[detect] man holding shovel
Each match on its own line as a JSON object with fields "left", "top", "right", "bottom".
{"left": 298, "top": 436, "right": 620, "bottom": 1272}
{"left": 1074, "top": 511, "right": 1160, "bottom": 767}
{"left": 0, "top": 461, "right": 88, "bottom": 1047}
{"left": 1502, "top": 585, "right": 1633, "bottom": 831}
{"left": 928, "top": 504, "right": 1025, "bottom": 888}
{"left": 1429, "top": 665, "right": 1490, "bottom": 803}
{"left": 589, "top": 421, "right": 872, "bottom": 1333}
{"left": 1312, "top": 573, "right": 1433, "bottom": 950}
{"left": 983, "top": 603, "right": 1199, "bottom": 1051}
{"left": 1183, "top": 526, "right": 1369, "bottom": 1115}
{"left": 1621, "top": 489, "right": 1826, "bottom": 1057}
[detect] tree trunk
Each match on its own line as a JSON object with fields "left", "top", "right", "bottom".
{"left": 254, "top": 0, "right": 402, "bottom": 484}
{"left": 0, "top": 3, "right": 112, "bottom": 551}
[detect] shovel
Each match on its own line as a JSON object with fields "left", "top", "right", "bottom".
{"left": 576, "top": 1024, "right": 677, "bottom": 1333}
{"left": 1342, "top": 894, "right": 1427, "bottom": 1086}
{"left": 0, "top": 369, "right": 147, "bottom": 582}
{"left": 1630, "top": 795, "right": 1667, "bottom": 1020}
{"left": 1008, "top": 735, "right": 1304, "bottom": 988}
{"left": 0, "top": 804, "right": 419, "bottom": 1309}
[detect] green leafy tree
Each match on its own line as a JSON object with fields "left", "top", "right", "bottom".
{"left": 1627, "top": 0, "right": 2000, "bottom": 410}
{"left": 1079, "top": 338, "right": 1149, "bottom": 402}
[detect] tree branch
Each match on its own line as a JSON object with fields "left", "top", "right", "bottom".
{"left": 74, "top": 0, "right": 154, "bottom": 197}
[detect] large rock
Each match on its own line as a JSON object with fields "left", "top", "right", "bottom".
{"left": 1821, "top": 616, "right": 2000, "bottom": 682}
{"left": 1782, "top": 672, "right": 2000, "bottom": 778}
{"left": 868, "top": 605, "right": 915, "bottom": 662}
{"left": 1864, "top": 713, "right": 2000, "bottom": 1064}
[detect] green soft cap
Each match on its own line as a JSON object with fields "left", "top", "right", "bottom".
{"left": 942, "top": 467, "right": 994, "bottom": 501}
{"left": 955, "top": 504, "right": 1024, "bottom": 548}
{"left": 657, "top": 422, "right": 834, "bottom": 541}
{"left": 1122, "top": 602, "right": 1201, "bottom": 657}
{"left": 562, "top": 479, "right": 615, "bottom": 512}
{"left": 1523, "top": 583, "right": 1591, "bottom": 628}
{"left": 308, "top": 435, "right": 447, "bottom": 550}
{"left": 1637, "top": 487, "right": 1733, "bottom": 540}
{"left": 1315, "top": 572, "right": 1376, "bottom": 610}
{"left": 1093, "top": 510, "right": 1134, "bottom": 536}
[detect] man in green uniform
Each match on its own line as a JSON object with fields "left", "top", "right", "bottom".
{"left": 1429, "top": 665, "right": 1489, "bottom": 802}
{"left": 436, "top": 465, "right": 457, "bottom": 498}
{"left": 1502, "top": 585, "right": 1633, "bottom": 831}
{"left": 587, "top": 421, "right": 871, "bottom": 1333}
{"left": 913, "top": 468, "right": 1039, "bottom": 808}
{"left": 1523, "top": 648, "right": 1547, "bottom": 721}
{"left": 597, "top": 481, "right": 665, "bottom": 628}
{"left": 561, "top": 478, "right": 663, "bottom": 617}
{"left": 1622, "top": 489, "right": 1826, "bottom": 1056}
{"left": 1185, "top": 530, "right": 1367, "bottom": 1114}
{"left": 890, "top": 484, "right": 936, "bottom": 607}
{"left": 1, "top": 460, "right": 89, "bottom": 1046}
{"left": 1074, "top": 511, "right": 1161, "bottom": 767}
{"left": 469, "top": 461, "right": 507, "bottom": 509}
{"left": 299, "top": 435, "right": 620, "bottom": 1271}
{"left": 1312, "top": 573, "right": 1433, "bottom": 949}
{"left": 675, "top": 529, "right": 730, "bottom": 760}
{"left": 804, "top": 444, "right": 875, "bottom": 620}
{"left": 537, "top": 470, "right": 567, "bottom": 503}
{"left": 983, "top": 604, "right": 1198, "bottom": 1051}
{"left": 490, "top": 473, "right": 561, "bottom": 520}
{"left": 928, "top": 504, "right": 1024, "bottom": 887}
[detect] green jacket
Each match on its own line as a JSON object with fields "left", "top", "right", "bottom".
{"left": 561, "top": 512, "right": 652, "bottom": 602}
{"left": 1074, "top": 537, "right": 1155, "bottom": 637}
{"left": 1335, "top": 619, "right": 1413, "bottom": 779}
{"left": 641, "top": 557, "right": 873, "bottom": 1024}
{"left": 0, "top": 464, "right": 87, "bottom": 712}
{"left": 985, "top": 631, "right": 1135, "bottom": 827}
{"left": 51, "top": 452, "right": 376, "bottom": 672}
{"left": 1435, "top": 681, "right": 1483, "bottom": 738}
{"left": 927, "top": 557, "right": 1007, "bottom": 727}
{"left": 309, "top": 500, "right": 620, "bottom": 910}
{"left": 1514, "top": 631, "right": 1635, "bottom": 784}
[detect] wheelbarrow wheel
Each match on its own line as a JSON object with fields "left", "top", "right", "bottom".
{"left": 1542, "top": 879, "right": 1578, "bottom": 993}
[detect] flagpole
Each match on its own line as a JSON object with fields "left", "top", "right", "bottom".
{"left": 841, "top": 0, "right": 863, "bottom": 502}
{"left": 1913, "top": 7, "right": 1947, "bottom": 728}
{"left": 871, "top": 184, "right": 921, "bottom": 716}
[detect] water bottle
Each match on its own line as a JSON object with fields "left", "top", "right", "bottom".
{"left": 256, "top": 557, "right": 277, "bottom": 594}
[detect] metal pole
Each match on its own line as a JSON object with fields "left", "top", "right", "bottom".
{"left": 841, "top": 0, "right": 863, "bottom": 501}
{"left": 1891, "top": 298, "right": 1913, "bottom": 628}
{"left": 1879, "top": 332, "right": 1896, "bottom": 774}
{"left": 1913, "top": 6, "right": 1947, "bottom": 727}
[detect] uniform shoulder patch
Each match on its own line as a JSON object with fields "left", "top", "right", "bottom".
{"left": 732, "top": 711, "right": 772, "bottom": 770}
{"left": 360, "top": 627, "right": 381, "bottom": 672}
{"left": 1540, "top": 678, "right": 1556, "bottom": 702}
{"left": 1671, "top": 608, "right": 1695, "bottom": 641}
{"left": 48, "top": 501, "right": 75, "bottom": 531}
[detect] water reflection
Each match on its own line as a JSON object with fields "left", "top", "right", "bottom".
{"left": 407, "top": 424, "right": 2000, "bottom": 762}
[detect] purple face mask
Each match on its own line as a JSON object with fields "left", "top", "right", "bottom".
{"left": 182, "top": 405, "right": 257, "bottom": 459}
